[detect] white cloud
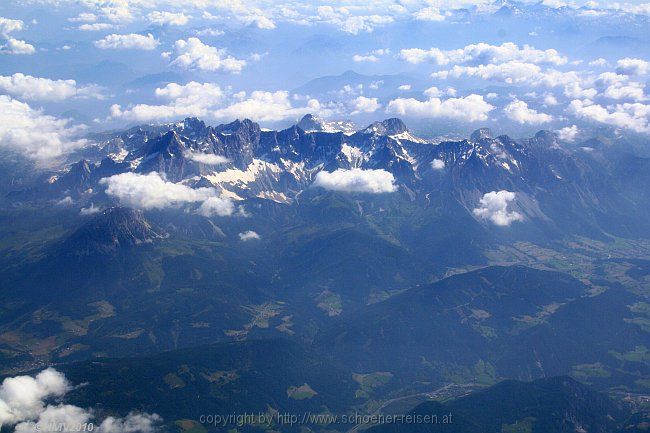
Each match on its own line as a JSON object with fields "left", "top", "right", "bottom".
{"left": 114, "top": 84, "right": 325, "bottom": 124}
{"left": 170, "top": 38, "right": 245, "bottom": 73}
{"left": 96, "top": 413, "right": 161, "bottom": 433}
{"left": 202, "top": 9, "right": 275, "bottom": 30}
{"left": 0, "top": 368, "right": 69, "bottom": 426}
{"left": 13, "top": 404, "right": 91, "bottom": 433}
{"left": 351, "top": 49, "right": 389, "bottom": 63}
{"left": 202, "top": 8, "right": 275, "bottom": 30}
{"left": 414, "top": 7, "right": 446, "bottom": 21}
{"left": 473, "top": 190, "right": 523, "bottom": 226}
{"left": 56, "top": 196, "right": 74, "bottom": 206}
{"left": 94, "top": 33, "right": 159, "bottom": 50}
{"left": 431, "top": 61, "right": 595, "bottom": 104}
{"left": 212, "top": 91, "right": 321, "bottom": 122}
{"left": 353, "top": 54, "right": 378, "bottom": 62}
{"left": 399, "top": 42, "right": 567, "bottom": 66}
{"left": 0, "top": 95, "right": 87, "bottom": 162}
{"left": 423, "top": 86, "right": 442, "bottom": 97}
{"left": 67, "top": 12, "right": 97, "bottom": 23}
{"left": 0, "top": 17, "right": 24, "bottom": 37}
{"left": 594, "top": 72, "right": 647, "bottom": 101}
{"left": 0, "top": 73, "right": 101, "bottom": 101}
{"left": 1, "top": 38, "right": 35, "bottom": 55}
{"left": 111, "top": 81, "right": 224, "bottom": 122}
{"left": 589, "top": 58, "right": 608, "bottom": 67}
{"left": 147, "top": 11, "right": 189, "bottom": 26}
{"left": 0, "top": 368, "right": 161, "bottom": 433}
{"left": 155, "top": 81, "right": 223, "bottom": 102}
{"left": 543, "top": 94, "right": 558, "bottom": 105}
{"left": 431, "top": 158, "right": 445, "bottom": 170}
{"left": 568, "top": 99, "right": 650, "bottom": 134}
{"left": 556, "top": 125, "right": 579, "bottom": 142}
{"left": 433, "top": 61, "right": 542, "bottom": 84}
{"left": 602, "top": 81, "right": 646, "bottom": 101}
{"left": 238, "top": 230, "right": 260, "bottom": 241}
{"left": 386, "top": 94, "right": 494, "bottom": 122}
{"left": 351, "top": 96, "right": 380, "bottom": 115}
{"left": 187, "top": 151, "right": 229, "bottom": 165}
{"left": 0, "top": 18, "right": 32, "bottom": 55}
{"left": 615, "top": 58, "right": 649, "bottom": 76}
{"left": 80, "top": 203, "right": 101, "bottom": 215}
{"left": 196, "top": 28, "right": 224, "bottom": 37}
{"left": 196, "top": 196, "right": 235, "bottom": 217}
{"left": 398, "top": 84, "right": 411, "bottom": 91}
{"left": 100, "top": 172, "right": 234, "bottom": 215}
{"left": 315, "top": 6, "right": 393, "bottom": 34}
{"left": 503, "top": 100, "right": 553, "bottom": 124}
{"left": 313, "top": 168, "right": 397, "bottom": 193}
{"left": 78, "top": 23, "right": 115, "bottom": 31}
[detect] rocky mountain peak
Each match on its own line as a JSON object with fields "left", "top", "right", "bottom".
{"left": 362, "top": 118, "right": 408, "bottom": 136}
{"left": 181, "top": 117, "right": 206, "bottom": 131}
{"left": 216, "top": 119, "right": 260, "bottom": 136}
{"left": 62, "top": 207, "right": 165, "bottom": 256}
{"left": 297, "top": 114, "right": 324, "bottom": 132}
{"left": 470, "top": 128, "right": 494, "bottom": 142}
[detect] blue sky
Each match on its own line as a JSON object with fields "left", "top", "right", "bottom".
{"left": 0, "top": 0, "right": 649, "bottom": 162}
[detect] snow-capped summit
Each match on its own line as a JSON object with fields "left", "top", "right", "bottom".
{"left": 470, "top": 128, "right": 494, "bottom": 142}
{"left": 296, "top": 114, "right": 356, "bottom": 134}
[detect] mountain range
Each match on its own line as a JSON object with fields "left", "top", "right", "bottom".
{"left": 0, "top": 115, "right": 649, "bottom": 433}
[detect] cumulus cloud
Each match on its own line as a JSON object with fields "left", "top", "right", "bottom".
{"left": 602, "top": 81, "right": 646, "bottom": 101}
{"left": 589, "top": 58, "right": 608, "bottom": 68}
{"left": 473, "top": 190, "right": 523, "bottom": 226}
{"left": 78, "top": 23, "right": 115, "bottom": 31}
{"left": 111, "top": 81, "right": 224, "bottom": 122}
{"left": 0, "top": 95, "right": 87, "bottom": 162}
{"left": 212, "top": 91, "right": 321, "bottom": 122}
{"left": 186, "top": 151, "right": 229, "bottom": 165}
{"left": 595, "top": 73, "right": 647, "bottom": 102}
{"left": 414, "top": 7, "right": 446, "bottom": 21}
{"left": 170, "top": 38, "right": 245, "bottom": 73}
{"left": 313, "top": 168, "right": 397, "bottom": 193}
{"left": 196, "top": 196, "right": 236, "bottom": 217}
{"left": 568, "top": 99, "right": 650, "bottom": 134}
{"left": 147, "top": 11, "right": 189, "bottom": 26}
{"left": 100, "top": 172, "right": 234, "bottom": 215}
{"left": 67, "top": 12, "right": 98, "bottom": 23}
{"left": 111, "top": 84, "right": 324, "bottom": 124}
{"left": 399, "top": 42, "right": 567, "bottom": 66}
{"left": 386, "top": 94, "right": 494, "bottom": 122}
{"left": 503, "top": 100, "right": 553, "bottom": 124}
{"left": 556, "top": 125, "right": 579, "bottom": 142}
{"left": 0, "top": 368, "right": 161, "bottom": 433}
{"left": 0, "top": 17, "right": 34, "bottom": 54}
{"left": 238, "top": 230, "right": 260, "bottom": 241}
{"left": 431, "top": 158, "right": 445, "bottom": 170}
{"left": 351, "top": 96, "right": 380, "bottom": 114}
{"left": 430, "top": 61, "right": 590, "bottom": 103}
{"left": 0, "top": 73, "right": 101, "bottom": 101}
{"left": 1, "top": 38, "right": 35, "bottom": 54}
{"left": 543, "top": 94, "right": 558, "bottom": 106}
{"left": 352, "top": 49, "right": 390, "bottom": 63}
{"left": 94, "top": 33, "right": 159, "bottom": 50}
{"left": 0, "top": 17, "right": 24, "bottom": 37}
{"left": 353, "top": 54, "right": 378, "bottom": 62}
{"left": 80, "top": 203, "right": 101, "bottom": 215}
{"left": 615, "top": 58, "right": 649, "bottom": 76}
{"left": 202, "top": 8, "right": 275, "bottom": 29}
{"left": 315, "top": 6, "right": 393, "bottom": 34}
{"left": 0, "top": 368, "right": 69, "bottom": 426}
